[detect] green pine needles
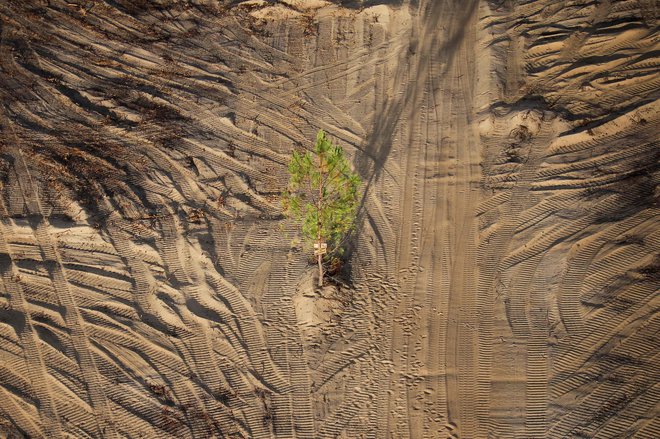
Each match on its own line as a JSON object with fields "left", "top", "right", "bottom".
{"left": 282, "top": 130, "right": 361, "bottom": 287}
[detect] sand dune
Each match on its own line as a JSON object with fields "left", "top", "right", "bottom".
{"left": 0, "top": 0, "right": 657, "bottom": 437}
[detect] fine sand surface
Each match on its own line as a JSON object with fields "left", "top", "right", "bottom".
{"left": 0, "top": 1, "right": 658, "bottom": 438}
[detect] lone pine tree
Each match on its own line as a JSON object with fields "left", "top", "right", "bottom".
{"left": 282, "top": 130, "right": 361, "bottom": 287}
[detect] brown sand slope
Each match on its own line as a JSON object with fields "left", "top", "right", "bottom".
{"left": 0, "top": 0, "right": 658, "bottom": 438}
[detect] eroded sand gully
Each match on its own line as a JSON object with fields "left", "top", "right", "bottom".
{"left": 0, "top": 0, "right": 658, "bottom": 438}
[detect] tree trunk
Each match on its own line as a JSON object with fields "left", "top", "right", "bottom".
{"left": 317, "top": 251, "right": 323, "bottom": 288}
{"left": 317, "top": 150, "right": 324, "bottom": 288}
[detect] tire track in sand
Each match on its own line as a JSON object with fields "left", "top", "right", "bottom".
{"left": 0, "top": 217, "right": 61, "bottom": 438}
{"left": 3, "top": 141, "right": 118, "bottom": 437}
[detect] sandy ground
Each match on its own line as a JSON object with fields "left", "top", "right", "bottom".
{"left": 0, "top": 0, "right": 658, "bottom": 438}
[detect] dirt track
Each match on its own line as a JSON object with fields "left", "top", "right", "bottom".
{"left": 0, "top": 0, "right": 658, "bottom": 438}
